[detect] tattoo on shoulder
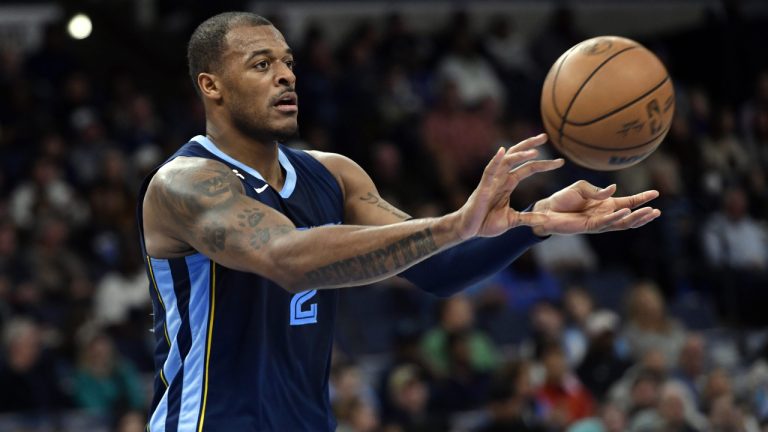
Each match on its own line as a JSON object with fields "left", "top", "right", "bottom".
{"left": 202, "top": 222, "right": 227, "bottom": 253}
{"left": 193, "top": 168, "right": 239, "bottom": 198}
{"left": 359, "top": 192, "right": 410, "bottom": 220}
{"left": 304, "top": 228, "right": 437, "bottom": 285}
{"left": 236, "top": 207, "right": 265, "bottom": 228}
{"left": 153, "top": 164, "right": 243, "bottom": 222}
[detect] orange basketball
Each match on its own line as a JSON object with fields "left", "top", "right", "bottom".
{"left": 540, "top": 36, "right": 675, "bottom": 171}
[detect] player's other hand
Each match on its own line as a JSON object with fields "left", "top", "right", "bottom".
{"left": 531, "top": 180, "right": 661, "bottom": 236}
{"left": 455, "top": 133, "right": 563, "bottom": 240}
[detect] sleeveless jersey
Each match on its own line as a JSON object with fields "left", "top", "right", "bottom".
{"left": 137, "top": 135, "right": 344, "bottom": 432}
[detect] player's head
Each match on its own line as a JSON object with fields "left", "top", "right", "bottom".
{"left": 188, "top": 12, "right": 298, "bottom": 142}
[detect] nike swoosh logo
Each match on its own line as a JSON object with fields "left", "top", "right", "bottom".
{"left": 254, "top": 184, "right": 269, "bottom": 193}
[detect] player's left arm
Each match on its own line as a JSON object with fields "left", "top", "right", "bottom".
{"left": 307, "top": 150, "right": 549, "bottom": 296}
{"left": 309, "top": 140, "right": 662, "bottom": 297}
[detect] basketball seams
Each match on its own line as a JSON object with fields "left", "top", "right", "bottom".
{"left": 563, "top": 121, "right": 671, "bottom": 152}
{"left": 566, "top": 76, "right": 671, "bottom": 126}
{"left": 545, "top": 108, "right": 671, "bottom": 153}
{"left": 551, "top": 45, "right": 579, "bottom": 119}
{"left": 557, "top": 46, "right": 639, "bottom": 144}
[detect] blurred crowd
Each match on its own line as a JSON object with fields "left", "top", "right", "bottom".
{"left": 0, "top": 2, "right": 768, "bottom": 432}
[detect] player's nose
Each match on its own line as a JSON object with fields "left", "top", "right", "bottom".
{"left": 274, "top": 62, "right": 296, "bottom": 87}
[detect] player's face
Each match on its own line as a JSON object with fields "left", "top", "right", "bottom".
{"left": 219, "top": 25, "right": 298, "bottom": 142}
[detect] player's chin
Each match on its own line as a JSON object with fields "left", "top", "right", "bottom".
{"left": 271, "top": 119, "right": 299, "bottom": 142}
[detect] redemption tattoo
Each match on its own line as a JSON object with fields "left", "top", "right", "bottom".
{"left": 304, "top": 228, "right": 437, "bottom": 285}
{"left": 359, "top": 192, "right": 409, "bottom": 220}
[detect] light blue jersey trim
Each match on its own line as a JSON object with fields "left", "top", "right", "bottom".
{"left": 148, "top": 257, "right": 182, "bottom": 431}
{"left": 191, "top": 135, "right": 297, "bottom": 199}
{"left": 147, "top": 253, "right": 211, "bottom": 432}
{"left": 178, "top": 254, "right": 211, "bottom": 430}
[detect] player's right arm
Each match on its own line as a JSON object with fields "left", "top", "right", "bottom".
{"left": 142, "top": 147, "right": 549, "bottom": 293}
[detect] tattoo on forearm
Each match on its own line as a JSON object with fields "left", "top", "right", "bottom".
{"left": 359, "top": 192, "right": 409, "bottom": 220}
{"left": 304, "top": 228, "right": 437, "bottom": 285}
{"left": 202, "top": 223, "right": 227, "bottom": 253}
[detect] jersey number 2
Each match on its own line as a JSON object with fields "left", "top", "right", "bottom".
{"left": 290, "top": 290, "right": 318, "bottom": 326}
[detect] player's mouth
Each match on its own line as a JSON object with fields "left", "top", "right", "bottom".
{"left": 273, "top": 92, "right": 298, "bottom": 113}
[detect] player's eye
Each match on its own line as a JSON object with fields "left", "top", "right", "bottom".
{"left": 253, "top": 60, "right": 269, "bottom": 70}
{"left": 284, "top": 59, "right": 296, "bottom": 70}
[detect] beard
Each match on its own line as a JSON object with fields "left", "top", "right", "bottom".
{"left": 229, "top": 103, "right": 299, "bottom": 143}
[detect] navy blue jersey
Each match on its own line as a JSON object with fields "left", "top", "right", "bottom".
{"left": 137, "top": 135, "right": 344, "bottom": 432}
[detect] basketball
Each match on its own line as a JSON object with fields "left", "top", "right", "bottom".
{"left": 541, "top": 36, "right": 675, "bottom": 171}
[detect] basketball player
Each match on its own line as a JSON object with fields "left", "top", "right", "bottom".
{"left": 138, "top": 12, "right": 661, "bottom": 432}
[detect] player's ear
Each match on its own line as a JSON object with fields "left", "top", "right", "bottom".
{"left": 198, "top": 72, "right": 222, "bottom": 102}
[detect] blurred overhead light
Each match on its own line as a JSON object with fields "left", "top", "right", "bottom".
{"left": 67, "top": 13, "right": 92, "bottom": 40}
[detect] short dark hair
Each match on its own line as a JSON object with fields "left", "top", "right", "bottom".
{"left": 187, "top": 12, "right": 272, "bottom": 96}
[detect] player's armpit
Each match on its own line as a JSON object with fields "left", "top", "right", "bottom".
{"left": 306, "top": 150, "right": 412, "bottom": 225}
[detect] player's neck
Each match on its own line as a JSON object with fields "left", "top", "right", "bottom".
{"left": 205, "top": 125, "right": 284, "bottom": 189}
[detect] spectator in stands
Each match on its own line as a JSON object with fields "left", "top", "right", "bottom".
{"left": 700, "top": 368, "right": 734, "bottom": 415}
{"left": 421, "top": 295, "right": 499, "bottom": 377}
{"left": 335, "top": 396, "right": 380, "bottom": 432}
{"left": 577, "top": 310, "right": 631, "bottom": 401}
{"left": 0, "top": 318, "right": 69, "bottom": 414}
{"left": 702, "top": 186, "right": 768, "bottom": 323}
{"left": 536, "top": 343, "right": 596, "bottom": 428}
{"left": 383, "top": 364, "right": 446, "bottom": 432}
{"left": 436, "top": 26, "right": 505, "bottom": 108}
{"left": 701, "top": 107, "right": 752, "bottom": 187}
{"left": 529, "top": 301, "right": 586, "bottom": 367}
{"left": 567, "top": 403, "right": 627, "bottom": 432}
{"left": 628, "top": 382, "right": 702, "bottom": 432}
{"left": 479, "top": 361, "right": 546, "bottom": 432}
{"left": 559, "top": 287, "right": 593, "bottom": 368}
{"left": 430, "top": 329, "right": 493, "bottom": 412}
{"left": 623, "top": 281, "right": 687, "bottom": 365}
{"left": 421, "top": 79, "right": 501, "bottom": 202}
{"left": 672, "top": 334, "right": 707, "bottom": 407}
{"left": 703, "top": 186, "right": 768, "bottom": 270}
{"left": 330, "top": 361, "right": 379, "bottom": 417}
{"left": 707, "top": 394, "right": 760, "bottom": 432}
{"left": 73, "top": 328, "right": 144, "bottom": 419}
{"left": 9, "top": 157, "right": 87, "bottom": 230}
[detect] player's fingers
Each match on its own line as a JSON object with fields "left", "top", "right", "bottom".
{"left": 586, "top": 208, "right": 631, "bottom": 232}
{"left": 500, "top": 149, "right": 539, "bottom": 171}
{"left": 479, "top": 147, "right": 505, "bottom": 185}
{"left": 605, "top": 207, "right": 657, "bottom": 231}
{"left": 627, "top": 208, "right": 661, "bottom": 229}
{"left": 572, "top": 181, "right": 617, "bottom": 200}
{"left": 505, "top": 159, "right": 565, "bottom": 190}
{"left": 612, "top": 190, "right": 660, "bottom": 209}
{"left": 506, "top": 133, "right": 549, "bottom": 154}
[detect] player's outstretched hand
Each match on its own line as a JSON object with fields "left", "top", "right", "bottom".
{"left": 531, "top": 180, "right": 661, "bottom": 236}
{"left": 455, "top": 133, "right": 563, "bottom": 240}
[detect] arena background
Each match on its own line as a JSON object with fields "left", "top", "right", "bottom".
{"left": 1, "top": 0, "right": 768, "bottom": 431}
